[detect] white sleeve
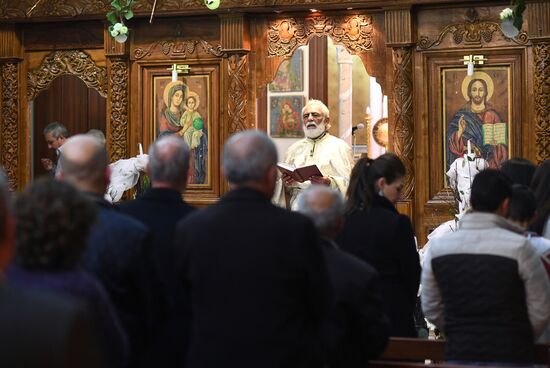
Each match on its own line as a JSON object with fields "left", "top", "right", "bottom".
{"left": 327, "top": 142, "right": 353, "bottom": 195}
{"left": 518, "top": 239, "right": 550, "bottom": 337}
{"left": 421, "top": 242, "right": 446, "bottom": 331}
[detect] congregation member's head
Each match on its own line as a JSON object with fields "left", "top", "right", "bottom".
{"left": 222, "top": 130, "right": 277, "bottom": 197}
{"left": 297, "top": 185, "right": 344, "bottom": 239}
{"left": 301, "top": 99, "right": 330, "bottom": 139}
{"left": 56, "top": 134, "right": 110, "bottom": 195}
{"left": 500, "top": 158, "right": 536, "bottom": 187}
{"left": 43, "top": 122, "right": 69, "bottom": 151}
{"left": 346, "top": 153, "right": 405, "bottom": 213}
{"left": 148, "top": 135, "right": 190, "bottom": 191}
{"left": 507, "top": 184, "right": 537, "bottom": 230}
{"left": 530, "top": 159, "right": 550, "bottom": 235}
{"left": 470, "top": 169, "right": 513, "bottom": 216}
{"left": 0, "top": 169, "right": 14, "bottom": 271}
{"left": 14, "top": 178, "right": 96, "bottom": 271}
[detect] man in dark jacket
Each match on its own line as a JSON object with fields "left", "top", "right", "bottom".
{"left": 175, "top": 130, "right": 330, "bottom": 368}
{"left": 57, "top": 135, "right": 151, "bottom": 366}
{"left": 119, "top": 135, "right": 195, "bottom": 367}
{"left": 297, "top": 185, "right": 390, "bottom": 368}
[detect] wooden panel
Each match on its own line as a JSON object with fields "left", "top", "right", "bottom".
{"left": 220, "top": 14, "right": 250, "bottom": 52}
{"left": 0, "top": 24, "right": 22, "bottom": 60}
{"left": 32, "top": 75, "right": 106, "bottom": 178}
{"left": 22, "top": 21, "right": 104, "bottom": 51}
{"left": 416, "top": 7, "right": 529, "bottom": 51}
{"left": 527, "top": 2, "right": 550, "bottom": 39}
{"left": 385, "top": 9, "right": 413, "bottom": 46}
{"left": 309, "top": 36, "right": 328, "bottom": 103}
{"left": 104, "top": 28, "right": 127, "bottom": 57}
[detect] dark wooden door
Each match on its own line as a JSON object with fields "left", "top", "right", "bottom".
{"left": 32, "top": 74, "right": 106, "bottom": 178}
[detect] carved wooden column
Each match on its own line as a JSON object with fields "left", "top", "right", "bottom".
{"left": 220, "top": 14, "right": 251, "bottom": 136}
{"left": 0, "top": 25, "right": 23, "bottom": 190}
{"left": 104, "top": 31, "right": 129, "bottom": 162}
{"left": 385, "top": 9, "right": 415, "bottom": 207}
{"left": 527, "top": 2, "right": 550, "bottom": 163}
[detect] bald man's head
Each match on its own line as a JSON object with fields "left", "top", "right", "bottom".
{"left": 57, "top": 135, "right": 109, "bottom": 194}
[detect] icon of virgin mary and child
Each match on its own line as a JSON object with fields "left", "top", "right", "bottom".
{"left": 158, "top": 80, "right": 207, "bottom": 184}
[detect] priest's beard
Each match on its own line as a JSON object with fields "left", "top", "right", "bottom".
{"left": 303, "top": 119, "right": 327, "bottom": 139}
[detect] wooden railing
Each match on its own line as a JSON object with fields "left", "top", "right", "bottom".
{"left": 368, "top": 337, "right": 550, "bottom": 367}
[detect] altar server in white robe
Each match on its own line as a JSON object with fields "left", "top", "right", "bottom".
{"left": 273, "top": 99, "right": 353, "bottom": 210}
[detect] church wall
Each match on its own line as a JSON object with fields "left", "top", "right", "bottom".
{"left": 1, "top": 1, "right": 549, "bottom": 242}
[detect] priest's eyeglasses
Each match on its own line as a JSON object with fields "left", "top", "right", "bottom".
{"left": 302, "top": 112, "right": 322, "bottom": 119}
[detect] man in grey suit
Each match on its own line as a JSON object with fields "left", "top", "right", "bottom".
{"left": 297, "top": 185, "right": 390, "bottom": 368}
{"left": 0, "top": 169, "right": 102, "bottom": 368}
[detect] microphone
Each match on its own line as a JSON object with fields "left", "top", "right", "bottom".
{"left": 352, "top": 123, "right": 365, "bottom": 134}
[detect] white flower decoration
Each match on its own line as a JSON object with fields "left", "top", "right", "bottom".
{"left": 500, "top": 8, "right": 513, "bottom": 20}
{"left": 110, "top": 29, "right": 119, "bottom": 37}
{"left": 120, "top": 26, "right": 128, "bottom": 35}
{"left": 113, "top": 22, "right": 123, "bottom": 31}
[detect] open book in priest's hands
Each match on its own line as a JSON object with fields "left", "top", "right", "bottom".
{"left": 277, "top": 162, "right": 323, "bottom": 183}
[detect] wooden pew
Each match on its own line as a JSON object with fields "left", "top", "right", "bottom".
{"left": 369, "top": 337, "right": 550, "bottom": 367}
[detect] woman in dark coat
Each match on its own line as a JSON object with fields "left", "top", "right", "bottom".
{"left": 6, "top": 179, "right": 128, "bottom": 368}
{"left": 336, "top": 153, "right": 421, "bottom": 337}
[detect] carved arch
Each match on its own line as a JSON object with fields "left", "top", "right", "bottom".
{"left": 265, "top": 13, "right": 384, "bottom": 91}
{"left": 268, "top": 15, "right": 373, "bottom": 59}
{"left": 27, "top": 50, "right": 108, "bottom": 100}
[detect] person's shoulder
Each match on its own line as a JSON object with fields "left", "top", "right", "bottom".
{"left": 97, "top": 206, "right": 149, "bottom": 237}
{"left": 0, "top": 286, "right": 86, "bottom": 322}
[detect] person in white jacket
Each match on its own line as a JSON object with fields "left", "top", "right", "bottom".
{"left": 422, "top": 169, "right": 550, "bottom": 364}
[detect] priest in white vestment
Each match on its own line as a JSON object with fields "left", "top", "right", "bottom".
{"left": 273, "top": 99, "right": 353, "bottom": 210}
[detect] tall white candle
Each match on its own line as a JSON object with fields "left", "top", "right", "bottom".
{"left": 139, "top": 143, "right": 143, "bottom": 156}
{"left": 382, "top": 96, "right": 388, "bottom": 118}
{"left": 171, "top": 66, "right": 177, "bottom": 82}
{"left": 467, "top": 139, "right": 472, "bottom": 155}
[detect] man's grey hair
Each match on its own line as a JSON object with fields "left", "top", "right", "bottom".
{"left": 223, "top": 130, "right": 277, "bottom": 184}
{"left": 0, "top": 168, "right": 13, "bottom": 240}
{"left": 86, "top": 129, "right": 106, "bottom": 146}
{"left": 43, "top": 122, "right": 69, "bottom": 138}
{"left": 297, "top": 185, "right": 344, "bottom": 236}
{"left": 149, "top": 135, "right": 190, "bottom": 185}
{"left": 57, "top": 135, "right": 109, "bottom": 183}
{"left": 302, "top": 99, "right": 330, "bottom": 119}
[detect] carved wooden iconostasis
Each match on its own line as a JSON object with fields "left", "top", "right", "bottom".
{"left": 1, "top": 1, "right": 550, "bottom": 244}
{"left": 131, "top": 16, "right": 225, "bottom": 204}
{"left": 414, "top": 4, "right": 549, "bottom": 245}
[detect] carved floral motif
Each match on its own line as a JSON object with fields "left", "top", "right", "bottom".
{"left": 2, "top": 0, "right": 370, "bottom": 19}
{"left": 227, "top": 54, "right": 249, "bottom": 133}
{"left": 27, "top": 50, "right": 108, "bottom": 100}
{"left": 418, "top": 20, "right": 529, "bottom": 49}
{"left": 534, "top": 42, "right": 550, "bottom": 163}
{"left": 392, "top": 47, "right": 414, "bottom": 200}
{"left": 108, "top": 59, "right": 129, "bottom": 162}
{"left": 133, "top": 40, "right": 226, "bottom": 60}
{"left": 267, "top": 15, "right": 373, "bottom": 57}
{"left": 1, "top": 63, "right": 19, "bottom": 190}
